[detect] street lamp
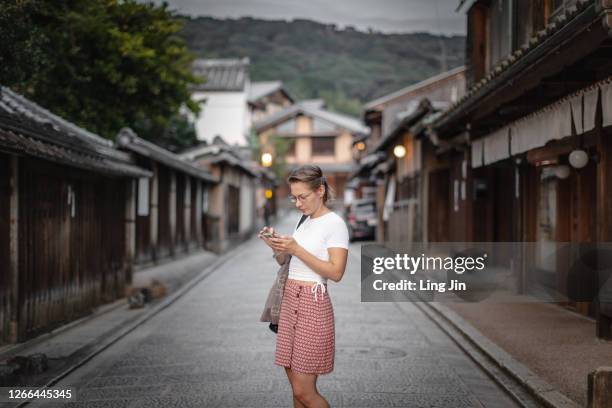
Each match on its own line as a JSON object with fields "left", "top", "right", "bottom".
{"left": 393, "top": 144, "right": 406, "bottom": 158}
{"left": 261, "top": 152, "right": 273, "bottom": 167}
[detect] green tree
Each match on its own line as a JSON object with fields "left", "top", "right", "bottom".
{"left": 179, "top": 16, "right": 465, "bottom": 116}
{"left": 0, "top": 0, "right": 202, "bottom": 145}
{"left": 0, "top": 1, "right": 50, "bottom": 88}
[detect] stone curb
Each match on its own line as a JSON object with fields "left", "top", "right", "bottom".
{"left": 425, "top": 302, "right": 581, "bottom": 408}
{"left": 374, "top": 251, "right": 582, "bottom": 408}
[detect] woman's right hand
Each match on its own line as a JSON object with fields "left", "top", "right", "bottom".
{"left": 258, "top": 226, "right": 277, "bottom": 249}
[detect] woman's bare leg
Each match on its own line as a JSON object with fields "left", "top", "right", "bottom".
{"left": 291, "top": 371, "right": 329, "bottom": 408}
{"left": 284, "top": 367, "right": 307, "bottom": 408}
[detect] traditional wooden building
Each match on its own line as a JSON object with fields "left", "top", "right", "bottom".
{"left": 115, "top": 128, "right": 219, "bottom": 266}
{"left": 350, "top": 68, "right": 466, "bottom": 243}
{"left": 179, "top": 137, "right": 260, "bottom": 253}
{"left": 0, "top": 87, "right": 151, "bottom": 344}
{"left": 248, "top": 81, "right": 294, "bottom": 124}
{"left": 253, "top": 100, "right": 368, "bottom": 208}
{"left": 430, "top": 0, "right": 612, "bottom": 338}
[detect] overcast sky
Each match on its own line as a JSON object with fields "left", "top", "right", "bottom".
{"left": 148, "top": 0, "right": 466, "bottom": 36}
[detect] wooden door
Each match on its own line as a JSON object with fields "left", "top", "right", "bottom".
{"left": 428, "top": 169, "right": 450, "bottom": 242}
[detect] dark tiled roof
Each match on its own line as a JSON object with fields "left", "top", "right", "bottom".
{"left": 116, "top": 128, "right": 218, "bottom": 183}
{"left": 364, "top": 66, "right": 465, "bottom": 111}
{"left": 373, "top": 99, "right": 432, "bottom": 152}
{"left": 433, "top": 0, "right": 595, "bottom": 132}
{"left": 248, "top": 81, "right": 293, "bottom": 103}
{"left": 192, "top": 58, "right": 249, "bottom": 92}
{"left": 298, "top": 99, "right": 325, "bottom": 110}
{"left": 348, "top": 151, "right": 387, "bottom": 180}
{"left": 252, "top": 101, "right": 368, "bottom": 135}
{"left": 179, "top": 142, "right": 258, "bottom": 177}
{"left": 0, "top": 87, "right": 151, "bottom": 178}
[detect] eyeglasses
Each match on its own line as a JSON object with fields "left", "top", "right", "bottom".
{"left": 288, "top": 191, "right": 314, "bottom": 203}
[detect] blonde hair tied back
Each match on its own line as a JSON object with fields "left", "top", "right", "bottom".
{"left": 286, "top": 165, "right": 335, "bottom": 203}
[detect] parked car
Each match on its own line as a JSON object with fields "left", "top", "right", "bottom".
{"left": 345, "top": 198, "right": 377, "bottom": 241}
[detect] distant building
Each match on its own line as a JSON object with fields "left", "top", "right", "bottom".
{"left": 189, "top": 59, "right": 296, "bottom": 149}
{"left": 190, "top": 58, "right": 251, "bottom": 146}
{"left": 253, "top": 99, "right": 368, "bottom": 208}
{"left": 248, "top": 81, "right": 294, "bottom": 124}
{"left": 363, "top": 66, "right": 466, "bottom": 154}
{"left": 179, "top": 136, "right": 262, "bottom": 252}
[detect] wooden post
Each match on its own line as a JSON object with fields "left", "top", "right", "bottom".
{"left": 195, "top": 180, "right": 203, "bottom": 247}
{"left": 517, "top": 163, "right": 526, "bottom": 295}
{"left": 376, "top": 175, "right": 387, "bottom": 244}
{"left": 125, "top": 179, "right": 136, "bottom": 284}
{"left": 596, "top": 104, "right": 612, "bottom": 339}
{"left": 520, "top": 164, "right": 537, "bottom": 296}
{"left": 219, "top": 182, "right": 227, "bottom": 251}
{"left": 150, "top": 162, "right": 159, "bottom": 261}
{"left": 8, "top": 156, "right": 19, "bottom": 343}
{"left": 216, "top": 166, "right": 226, "bottom": 252}
{"left": 421, "top": 163, "right": 429, "bottom": 245}
{"left": 588, "top": 367, "right": 612, "bottom": 408}
{"left": 169, "top": 169, "right": 177, "bottom": 256}
{"left": 184, "top": 175, "right": 191, "bottom": 250}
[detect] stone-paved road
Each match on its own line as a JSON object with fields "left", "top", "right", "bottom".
{"left": 31, "top": 214, "right": 519, "bottom": 408}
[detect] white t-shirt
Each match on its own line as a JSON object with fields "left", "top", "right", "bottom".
{"left": 288, "top": 211, "right": 350, "bottom": 284}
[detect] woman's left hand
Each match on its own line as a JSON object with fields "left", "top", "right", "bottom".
{"left": 269, "top": 235, "right": 300, "bottom": 255}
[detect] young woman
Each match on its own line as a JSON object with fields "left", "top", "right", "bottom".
{"left": 259, "top": 164, "right": 349, "bottom": 408}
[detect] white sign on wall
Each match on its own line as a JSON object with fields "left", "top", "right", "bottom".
{"left": 137, "top": 177, "right": 150, "bottom": 216}
{"left": 202, "top": 188, "right": 209, "bottom": 213}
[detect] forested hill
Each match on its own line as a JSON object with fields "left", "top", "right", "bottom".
{"left": 178, "top": 16, "right": 465, "bottom": 116}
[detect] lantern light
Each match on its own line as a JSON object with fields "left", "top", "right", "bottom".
{"left": 393, "top": 145, "right": 406, "bottom": 158}
{"left": 568, "top": 149, "right": 588, "bottom": 169}
{"left": 261, "top": 152, "right": 273, "bottom": 167}
{"left": 265, "top": 189, "right": 273, "bottom": 199}
{"left": 356, "top": 141, "right": 366, "bottom": 151}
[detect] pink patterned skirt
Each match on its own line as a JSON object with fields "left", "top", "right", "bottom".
{"left": 274, "top": 279, "right": 335, "bottom": 375}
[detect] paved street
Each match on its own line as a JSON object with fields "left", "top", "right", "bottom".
{"left": 31, "top": 214, "right": 520, "bottom": 408}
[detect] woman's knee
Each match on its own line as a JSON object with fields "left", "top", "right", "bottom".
{"left": 291, "top": 376, "right": 317, "bottom": 404}
{"left": 292, "top": 387, "right": 316, "bottom": 405}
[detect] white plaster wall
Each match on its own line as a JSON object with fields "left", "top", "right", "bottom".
{"left": 192, "top": 91, "right": 249, "bottom": 145}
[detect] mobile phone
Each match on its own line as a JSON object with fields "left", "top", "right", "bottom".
{"left": 262, "top": 231, "right": 275, "bottom": 238}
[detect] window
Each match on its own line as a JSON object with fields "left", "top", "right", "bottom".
{"left": 397, "top": 176, "right": 418, "bottom": 200}
{"left": 487, "top": 0, "right": 513, "bottom": 69}
{"left": 286, "top": 139, "right": 296, "bottom": 157}
{"left": 277, "top": 118, "right": 296, "bottom": 134}
{"left": 311, "top": 137, "right": 335, "bottom": 156}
